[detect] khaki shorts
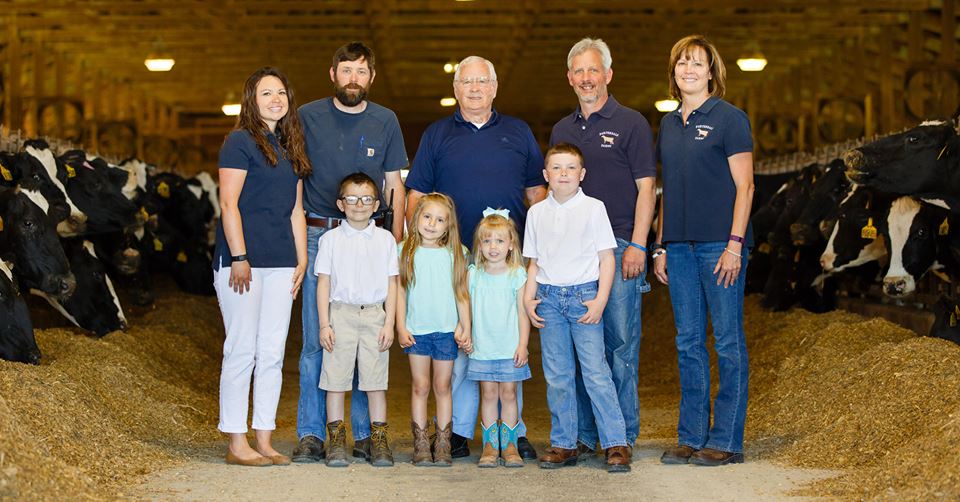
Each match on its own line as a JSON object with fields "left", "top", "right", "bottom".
{"left": 319, "top": 302, "right": 389, "bottom": 392}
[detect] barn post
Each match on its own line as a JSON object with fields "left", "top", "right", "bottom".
{"left": 4, "top": 19, "right": 23, "bottom": 131}
{"left": 943, "top": 0, "right": 956, "bottom": 65}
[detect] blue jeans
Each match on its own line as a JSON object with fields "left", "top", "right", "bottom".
{"left": 451, "top": 350, "right": 527, "bottom": 439}
{"left": 576, "top": 239, "right": 649, "bottom": 447}
{"left": 537, "top": 282, "right": 627, "bottom": 450}
{"left": 666, "top": 241, "right": 749, "bottom": 453}
{"left": 297, "top": 220, "right": 370, "bottom": 441}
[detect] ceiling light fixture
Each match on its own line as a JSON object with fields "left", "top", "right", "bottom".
{"left": 440, "top": 97, "right": 457, "bottom": 107}
{"left": 222, "top": 92, "right": 241, "bottom": 116}
{"left": 736, "top": 56, "right": 768, "bottom": 72}
{"left": 144, "top": 39, "right": 175, "bottom": 72}
{"left": 443, "top": 62, "right": 459, "bottom": 74}
{"left": 655, "top": 99, "right": 679, "bottom": 112}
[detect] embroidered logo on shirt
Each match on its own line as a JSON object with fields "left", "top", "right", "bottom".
{"left": 599, "top": 131, "right": 619, "bottom": 148}
{"left": 695, "top": 124, "right": 714, "bottom": 141}
{"left": 367, "top": 148, "right": 375, "bottom": 157}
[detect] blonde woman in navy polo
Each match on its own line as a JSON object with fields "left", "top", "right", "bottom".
{"left": 214, "top": 67, "right": 311, "bottom": 467}
{"left": 652, "top": 35, "right": 755, "bottom": 466}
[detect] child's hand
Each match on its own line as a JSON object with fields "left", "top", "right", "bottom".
{"left": 454, "top": 323, "right": 472, "bottom": 354}
{"left": 378, "top": 325, "right": 394, "bottom": 352}
{"left": 319, "top": 326, "right": 335, "bottom": 352}
{"left": 524, "top": 297, "right": 544, "bottom": 328}
{"left": 513, "top": 344, "right": 529, "bottom": 368}
{"left": 577, "top": 297, "right": 606, "bottom": 324}
{"left": 397, "top": 327, "right": 415, "bottom": 349}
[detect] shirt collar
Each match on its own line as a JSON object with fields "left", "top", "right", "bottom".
{"left": 454, "top": 107, "right": 501, "bottom": 130}
{"left": 340, "top": 219, "right": 376, "bottom": 237}
{"left": 575, "top": 95, "right": 619, "bottom": 122}
{"left": 671, "top": 96, "right": 720, "bottom": 121}
{"left": 546, "top": 187, "right": 585, "bottom": 208}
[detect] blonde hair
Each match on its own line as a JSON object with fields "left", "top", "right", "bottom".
{"left": 400, "top": 193, "right": 469, "bottom": 303}
{"left": 667, "top": 34, "right": 727, "bottom": 100}
{"left": 473, "top": 213, "right": 523, "bottom": 271}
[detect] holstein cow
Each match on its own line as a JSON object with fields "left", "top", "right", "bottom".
{"left": 0, "top": 259, "right": 40, "bottom": 365}
{"left": 58, "top": 150, "right": 140, "bottom": 235}
{"left": 820, "top": 186, "right": 892, "bottom": 273}
{"left": 22, "top": 140, "right": 88, "bottom": 236}
{"left": 0, "top": 185, "right": 77, "bottom": 300}
{"left": 929, "top": 295, "right": 960, "bottom": 346}
{"left": 791, "top": 159, "right": 851, "bottom": 247}
{"left": 879, "top": 197, "right": 953, "bottom": 297}
{"left": 844, "top": 120, "right": 960, "bottom": 211}
{"left": 32, "top": 239, "right": 127, "bottom": 337}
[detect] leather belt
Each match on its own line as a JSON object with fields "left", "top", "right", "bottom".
{"left": 306, "top": 215, "right": 387, "bottom": 229}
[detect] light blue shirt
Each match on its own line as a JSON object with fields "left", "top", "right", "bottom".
{"left": 404, "top": 246, "right": 460, "bottom": 335}
{"left": 468, "top": 264, "right": 527, "bottom": 360}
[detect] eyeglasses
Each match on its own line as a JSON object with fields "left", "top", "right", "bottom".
{"left": 340, "top": 195, "right": 377, "bottom": 206}
{"left": 455, "top": 76, "right": 495, "bottom": 87}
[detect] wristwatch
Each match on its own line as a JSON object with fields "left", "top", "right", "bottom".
{"left": 231, "top": 254, "right": 248, "bottom": 263}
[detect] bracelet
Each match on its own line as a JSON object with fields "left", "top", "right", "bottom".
{"left": 628, "top": 242, "right": 647, "bottom": 253}
{"left": 728, "top": 234, "right": 745, "bottom": 244}
{"left": 724, "top": 248, "right": 742, "bottom": 258}
{"left": 231, "top": 254, "right": 248, "bottom": 263}
{"left": 652, "top": 248, "right": 667, "bottom": 259}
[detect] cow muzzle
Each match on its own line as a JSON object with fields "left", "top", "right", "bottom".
{"left": 50, "top": 273, "right": 77, "bottom": 301}
{"left": 883, "top": 276, "right": 915, "bottom": 298}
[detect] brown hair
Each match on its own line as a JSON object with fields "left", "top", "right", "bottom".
{"left": 235, "top": 67, "right": 311, "bottom": 177}
{"left": 338, "top": 172, "right": 379, "bottom": 199}
{"left": 473, "top": 213, "right": 523, "bottom": 271}
{"left": 333, "top": 41, "right": 376, "bottom": 72}
{"left": 400, "top": 193, "right": 469, "bottom": 303}
{"left": 667, "top": 35, "right": 727, "bottom": 100}
{"left": 544, "top": 142, "right": 585, "bottom": 168}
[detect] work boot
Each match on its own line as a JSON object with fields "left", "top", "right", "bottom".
{"left": 411, "top": 421, "right": 432, "bottom": 466}
{"left": 605, "top": 446, "right": 632, "bottom": 473}
{"left": 325, "top": 420, "right": 349, "bottom": 467}
{"left": 477, "top": 421, "right": 500, "bottom": 468}
{"left": 291, "top": 435, "right": 325, "bottom": 463}
{"left": 499, "top": 421, "right": 524, "bottom": 468}
{"left": 369, "top": 422, "right": 394, "bottom": 467}
{"left": 352, "top": 437, "right": 371, "bottom": 460}
{"left": 433, "top": 419, "right": 453, "bottom": 467}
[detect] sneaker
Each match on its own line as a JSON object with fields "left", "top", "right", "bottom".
{"left": 450, "top": 433, "right": 470, "bottom": 459}
{"left": 291, "top": 435, "right": 325, "bottom": 463}
{"left": 352, "top": 437, "right": 371, "bottom": 460}
{"left": 517, "top": 436, "right": 537, "bottom": 460}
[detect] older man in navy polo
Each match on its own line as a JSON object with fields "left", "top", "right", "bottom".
{"left": 549, "top": 38, "right": 657, "bottom": 461}
{"left": 405, "top": 55, "right": 546, "bottom": 459}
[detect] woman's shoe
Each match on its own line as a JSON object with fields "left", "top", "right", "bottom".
{"left": 411, "top": 421, "right": 433, "bottom": 466}
{"left": 268, "top": 454, "right": 291, "bottom": 466}
{"left": 225, "top": 451, "right": 272, "bottom": 467}
{"left": 478, "top": 421, "right": 500, "bottom": 468}
{"left": 499, "top": 421, "right": 524, "bottom": 468}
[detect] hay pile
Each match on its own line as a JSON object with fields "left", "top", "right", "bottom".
{"left": 0, "top": 292, "right": 223, "bottom": 500}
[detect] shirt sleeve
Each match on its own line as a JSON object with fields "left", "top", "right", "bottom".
{"left": 314, "top": 231, "right": 335, "bottom": 275}
{"left": 627, "top": 114, "right": 657, "bottom": 180}
{"left": 723, "top": 107, "right": 754, "bottom": 157}
{"left": 404, "top": 125, "right": 437, "bottom": 194}
{"left": 511, "top": 267, "right": 527, "bottom": 290}
{"left": 382, "top": 113, "right": 410, "bottom": 172}
{"left": 522, "top": 205, "right": 539, "bottom": 259}
{"left": 218, "top": 131, "right": 252, "bottom": 170}
{"left": 386, "top": 236, "right": 400, "bottom": 276}
{"left": 521, "top": 122, "right": 546, "bottom": 188}
{"left": 593, "top": 202, "right": 618, "bottom": 251}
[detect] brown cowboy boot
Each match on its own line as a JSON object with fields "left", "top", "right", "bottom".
{"left": 499, "top": 421, "right": 524, "bottom": 468}
{"left": 477, "top": 421, "right": 500, "bottom": 468}
{"left": 411, "top": 421, "right": 432, "bottom": 466}
{"left": 433, "top": 419, "right": 453, "bottom": 467}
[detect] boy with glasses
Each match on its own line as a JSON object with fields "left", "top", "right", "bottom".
{"left": 314, "top": 172, "right": 399, "bottom": 467}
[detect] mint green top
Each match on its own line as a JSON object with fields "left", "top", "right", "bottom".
{"left": 468, "top": 264, "right": 527, "bottom": 360}
{"left": 405, "top": 246, "right": 460, "bottom": 335}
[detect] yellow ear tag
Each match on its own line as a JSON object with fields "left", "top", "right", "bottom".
{"left": 939, "top": 218, "right": 950, "bottom": 236}
{"left": 0, "top": 215, "right": 4, "bottom": 232}
{"left": 954, "top": 305, "right": 960, "bottom": 318}
{"left": 793, "top": 249, "right": 801, "bottom": 263}
{"left": 66, "top": 165, "right": 77, "bottom": 178}
{"left": 758, "top": 242, "right": 771, "bottom": 254}
{"left": 153, "top": 238, "right": 164, "bottom": 251}
{"left": 0, "top": 163, "right": 12, "bottom": 181}
{"left": 139, "top": 206, "right": 149, "bottom": 220}
{"left": 861, "top": 217, "right": 877, "bottom": 239}
{"left": 951, "top": 312, "right": 957, "bottom": 328}
{"left": 176, "top": 251, "right": 188, "bottom": 263}
{"left": 157, "top": 182, "right": 170, "bottom": 199}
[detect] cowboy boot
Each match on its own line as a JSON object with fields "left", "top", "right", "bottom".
{"left": 499, "top": 421, "right": 524, "bottom": 467}
{"left": 433, "top": 418, "right": 453, "bottom": 467}
{"left": 411, "top": 421, "right": 432, "bottom": 466}
{"left": 477, "top": 421, "right": 500, "bottom": 468}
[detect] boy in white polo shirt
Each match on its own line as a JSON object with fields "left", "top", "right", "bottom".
{"left": 522, "top": 143, "right": 630, "bottom": 473}
{"left": 316, "top": 172, "right": 399, "bottom": 468}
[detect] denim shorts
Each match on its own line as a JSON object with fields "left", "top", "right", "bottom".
{"left": 465, "top": 358, "right": 531, "bottom": 382}
{"left": 403, "top": 331, "right": 458, "bottom": 361}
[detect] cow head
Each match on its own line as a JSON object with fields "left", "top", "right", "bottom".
{"left": 0, "top": 260, "right": 40, "bottom": 365}
{"left": 929, "top": 295, "right": 960, "bottom": 346}
{"left": 792, "top": 159, "right": 850, "bottom": 247}
{"left": 0, "top": 186, "right": 77, "bottom": 300}
{"left": 820, "top": 186, "right": 889, "bottom": 272}
{"left": 22, "top": 140, "right": 88, "bottom": 236}
{"left": 881, "top": 198, "right": 944, "bottom": 297}
{"left": 843, "top": 121, "right": 960, "bottom": 196}
{"left": 770, "top": 163, "right": 820, "bottom": 247}
{"left": 59, "top": 150, "right": 139, "bottom": 235}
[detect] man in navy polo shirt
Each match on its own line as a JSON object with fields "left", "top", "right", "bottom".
{"left": 293, "top": 41, "right": 409, "bottom": 464}
{"left": 405, "top": 55, "right": 546, "bottom": 460}
{"left": 549, "top": 38, "right": 657, "bottom": 461}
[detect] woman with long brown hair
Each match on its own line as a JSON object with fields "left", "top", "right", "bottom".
{"left": 213, "top": 66, "right": 311, "bottom": 466}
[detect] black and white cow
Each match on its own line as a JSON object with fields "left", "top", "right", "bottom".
{"left": 0, "top": 259, "right": 40, "bottom": 365}
{"left": 22, "top": 140, "right": 88, "bottom": 236}
{"left": 32, "top": 239, "right": 127, "bottom": 337}
{"left": 58, "top": 150, "right": 140, "bottom": 235}
{"left": 929, "top": 295, "right": 960, "bottom": 346}
{"left": 879, "top": 197, "right": 951, "bottom": 297}
{"left": 791, "top": 159, "right": 850, "bottom": 247}
{"left": 843, "top": 120, "right": 960, "bottom": 211}
{"left": 820, "top": 186, "right": 891, "bottom": 273}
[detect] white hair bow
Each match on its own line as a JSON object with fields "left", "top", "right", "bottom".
{"left": 482, "top": 207, "right": 510, "bottom": 219}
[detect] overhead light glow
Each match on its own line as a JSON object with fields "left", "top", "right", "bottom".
{"left": 144, "top": 58, "right": 175, "bottom": 72}
{"left": 221, "top": 103, "right": 241, "bottom": 116}
{"left": 655, "top": 99, "right": 679, "bottom": 112}
{"left": 736, "top": 57, "right": 767, "bottom": 72}
{"left": 443, "top": 62, "right": 459, "bottom": 74}
{"left": 440, "top": 97, "right": 457, "bottom": 107}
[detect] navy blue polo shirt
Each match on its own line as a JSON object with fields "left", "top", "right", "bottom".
{"left": 214, "top": 129, "right": 300, "bottom": 270}
{"left": 657, "top": 97, "right": 754, "bottom": 246}
{"left": 299, "top": 98, "right": 408, "bottom": 217}
{"left": 550, "top": 96, "right": 656, "bottom": 241}
{"left": 405, "top": 108, "right": 545, "bottom": 249}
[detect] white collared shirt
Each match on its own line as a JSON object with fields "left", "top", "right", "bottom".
{"left": 314, "top": 220, "right": 399, "bottom": 304}
{"left": 522, "top": 188, "right": 617, "bottom": 286}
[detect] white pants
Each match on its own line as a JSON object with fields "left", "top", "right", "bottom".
{"left": 215, "top": 266, "right": 295, "bottom": 433}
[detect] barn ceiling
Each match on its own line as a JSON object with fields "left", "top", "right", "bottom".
{"left": 1, "top": 0, "right": 954, "bottom": 132}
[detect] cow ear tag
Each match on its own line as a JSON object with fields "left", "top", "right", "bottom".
{"left": 0, "top": 215, "right": 4, "bottom": 232}
{"left": 0, "top": 163, "right": 12, "bottom": 181}
{"left": 793, "top": 249, "right": 801, "bottom": 263}
{"left": 139, "top": 206, "right": 149, "bottom": 220}
{"left": 153, "top": 238, "right": 164, "bottom": 251}
{"left": 951, "top": 312, "right": 958, "bottom": 328}
{"left": 939, "top": 218, "right": 950, "bottom": 236}
{"left": 861, "top": 217, "right": 877, "bottom": 239}
{"left": 157, "top": 181, "right": 171, "bottom": 199}
{"left": 176, "top": 251, "right": 188, "bottom": 263}
{"left": 758, "top": 242, "right": 771, "bottom": 254}
{"left": 66, "top": 165, "right": 77, "bottom": 178}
